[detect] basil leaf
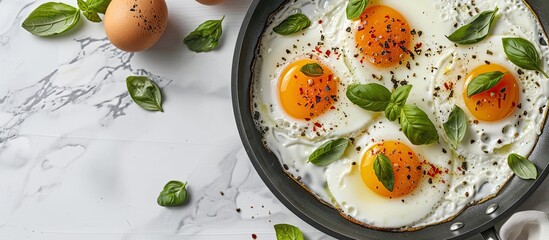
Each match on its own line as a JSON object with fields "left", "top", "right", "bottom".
{"left": 77, "top": 0, "right": 101, "bottom": 23}
{"left": 22, "top": 2, "right": 81, "bottom": 37}
{"left": 508, "top": 153, "right": 537, "bottom": 180}
{"left": 385, "top": 85, "right": 412, "bottom": 121}
{"left": 466, "top": 71, "right": 505, "bottom": 97}
{"left": 346, "top": 0, "right": 368, "bottom": 20}
{"left": 184, "top": 16, "right": 224, "bottom": 52}
{"left": 157, "top": 181, "right": 188, "bottom": 207}
{"left": 126, "top": 76, "right": 164, "bottom": 112}
{"left": 443, "top": 106, "right": 467, "bottom": 149}
{"left": 447, "top": 7, "right": 498, "bottom": 45}
{"left": 374, "top": 153, "right": 394, "bottom": 192}
{"left": 503, "top": 37, "right": 549, "bottom": 78}
{"left": 300, "top": 63, "right": 324, "bottom": 77}
{"left": 400, "top": 104, "right": 439, "bottom": 145}
{"left": 274, "top": 224, "right": 304, "bottom": 240}
{"left": 346, "top": 83, "right": 391, "bottom": 112}
{"left": 273, "top": 13, "right": 311, "bottom": 35}
{"left": 385, "top": 102, "right": 402, "bottom": 122}
{"left": 87, "top": 0, "right": 111, "bottom": 14}
{"left": 308, "top": 138, "right": 349, "bottom": 166}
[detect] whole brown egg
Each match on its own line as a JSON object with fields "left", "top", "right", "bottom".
{"left": 104, "top": 0, "right": 168, "bottom": 52}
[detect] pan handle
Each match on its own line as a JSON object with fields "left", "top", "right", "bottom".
{"left": 480, "top": 226, "right": 501, "bottom": 240}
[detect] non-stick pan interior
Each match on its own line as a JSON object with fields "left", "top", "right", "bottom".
{"left": 232, "top": 0, "right": 549, "bottom": 239}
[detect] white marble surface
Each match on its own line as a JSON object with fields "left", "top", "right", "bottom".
{"left": 0, "top": 0, "right": 548, "bottom": 239}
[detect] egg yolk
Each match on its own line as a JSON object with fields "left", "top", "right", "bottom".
{"left": 278, "top": 59, "right": 338, "bottom": 120}
{"left": 355, "top": 5, "right": 412, "bottom": 68}
{"left": 463, "top": 64, "right": 520, "bottom": 122}
{"left": 360, "top": 141, "right": 422, "bottom": 198}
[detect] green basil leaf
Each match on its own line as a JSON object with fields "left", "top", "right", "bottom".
{"left": 447, "top": 7, "right": 498, "bottom": 45}
{"left": 77, "top": 0, "right": 101, "bottom": 23}
{"left": 274, "top": 224, "right": 304, "bottom": 240}
{"left": 466, "top": 71, "right": 505, "bottom": 97}
{"left": 508, "top": 153, "right": 537, "bottom": 180}
{"left": 400, "top": 104, "right": 439, "bottom": 145}
{"left": 83, "top": 10, "right": 101, "bottom": 22}
{"left": 443, "top": 106, "right": 467, "bottom": 149}
{"left": 22, "top": 2, "right": 81, "bottom": 37}
{"left": 157, "top": 181, "right": 188, "bottom": 207}
{"left": 385, "top": 85, "right": 412, "bottom": 121}
{"left": 385, "top": 102, "right": 401, "bottom": 122}
{"left": 346, "top": 83, "right": 391, "bottom": 112}
{"left": 273, "top": 13, "right": 311, "bottom": 35}
{"left": 346, "top": 0, "right": 368, "bottom": 20}
{"left": 184, "top": 16, "right": 224, "bottom": 52}
{"left": 300, "top": 63, "right": 324, "bottom": 77}
{"left": 503, "top": 37, "right": 549, "bottom": 78}
{"left": 308, "top": 138, "right": 349, "bottom": 166}
{"left": 374, "top": 153, "right": 394, "bottom": 192}
{"left": 87, "top": 0, "right": 111, "bottom": 14}
{"left": 126, "top": 76, "right": 164, "bottom": 112}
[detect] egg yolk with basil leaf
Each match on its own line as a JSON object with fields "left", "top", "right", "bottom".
{"left": 360, "top": 141, "right": 422, "bottom": 198}
{"left": 463, "top": 64, "right": 520, "bottom": 122}
{"left": 278, "top": 59, "right": 338, "bottom": 120}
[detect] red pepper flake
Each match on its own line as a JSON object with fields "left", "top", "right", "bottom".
{"left": 325, "top": 50, "right": 331, "bottom": 56}
{"left": 330, "top": 106, "right": 336, "bottom": 109}
{"left": 416, "top": 42, "right": 422, "bottom": 48}
{"left": 252, "top": 234, "right": 257, "bottom": 239}
{"left": 443, "top": 82, "right": 453, "bottom": 90}
{"left": 358, "top": 25, "right": 364, "bottom": 31}
{"left": 318, "top": 19, "right": 323, "bottom": 24}
{"left": 314, "top": 122, "right": 322, "bottom": 128}
{"left": 315, "top": 46, "right": 323, "bottom": 54}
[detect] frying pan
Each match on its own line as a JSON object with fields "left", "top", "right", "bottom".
{"left": 232, "top": 0, "right": 549, "bottom": 239}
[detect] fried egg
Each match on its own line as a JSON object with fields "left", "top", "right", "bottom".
{"left": 326, "top": 119, "right": 452, "bottom": 229}
{"left": 252, "top": 0, "right": 375, "bottom": 141}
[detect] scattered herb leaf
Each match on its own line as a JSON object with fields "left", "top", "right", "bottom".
{"left": 184, "top": 16, "right": 224, "bottom": 52}
{"left": 346, "top": 0, "right": 368, "bottom": 20}
{"left": 443, "top": 106, "right": 467, "bottom": 149}
{"left": 346, "top": 83, "right": 391, "bottom": 112}
{"left": 447, "top": 7, "right": 498, "bottom": 45}
{"left": 503, "top": 37, "right": 549, "bottom": 78}
{"left": 400, "top": 104, "right": 439, "bottom": 145}
{"left": 300, "top": 63, "right": 324, "bottom": 77}
{"left": 308, "top": 138, "right": 350, "bottom": 166}
{"left": 508, "top": 153, "right": 537, "bottom": 180}
{"left": 374, "top": 153, "right": 394, "bottom": 192}
{"left": 87, "top": 0, "right": 111, "bottom": 14}
{"left": 466, "top": 71, "right": 506, "bottom": 97}
{"left": 157, "top": 181, "right": 188, "bottom": 207}
{"left": 77, "top": 0, "right": 101, "bottom": 22}
{"left": 385, "top": 85, "right": 412, "bottom": 121}
{"left": 273, "top": 13, "right": 311, "bottom": 35}
{"left": 22, "top": 2, "right": 81, "bottom": 37}
{"left": 274, "top": 224, "right": 304, "bottom": 240}
{"left": 126, "top": 76, "right": 164, "bottom": 112}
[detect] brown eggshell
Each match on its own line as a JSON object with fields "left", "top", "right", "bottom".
{"left": 104, "top": 0, "right": 168, "bottom": 52}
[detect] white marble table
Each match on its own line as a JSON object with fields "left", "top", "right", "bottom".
{"left": 0, "top": 0, "right": 548, "bottom": 239}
